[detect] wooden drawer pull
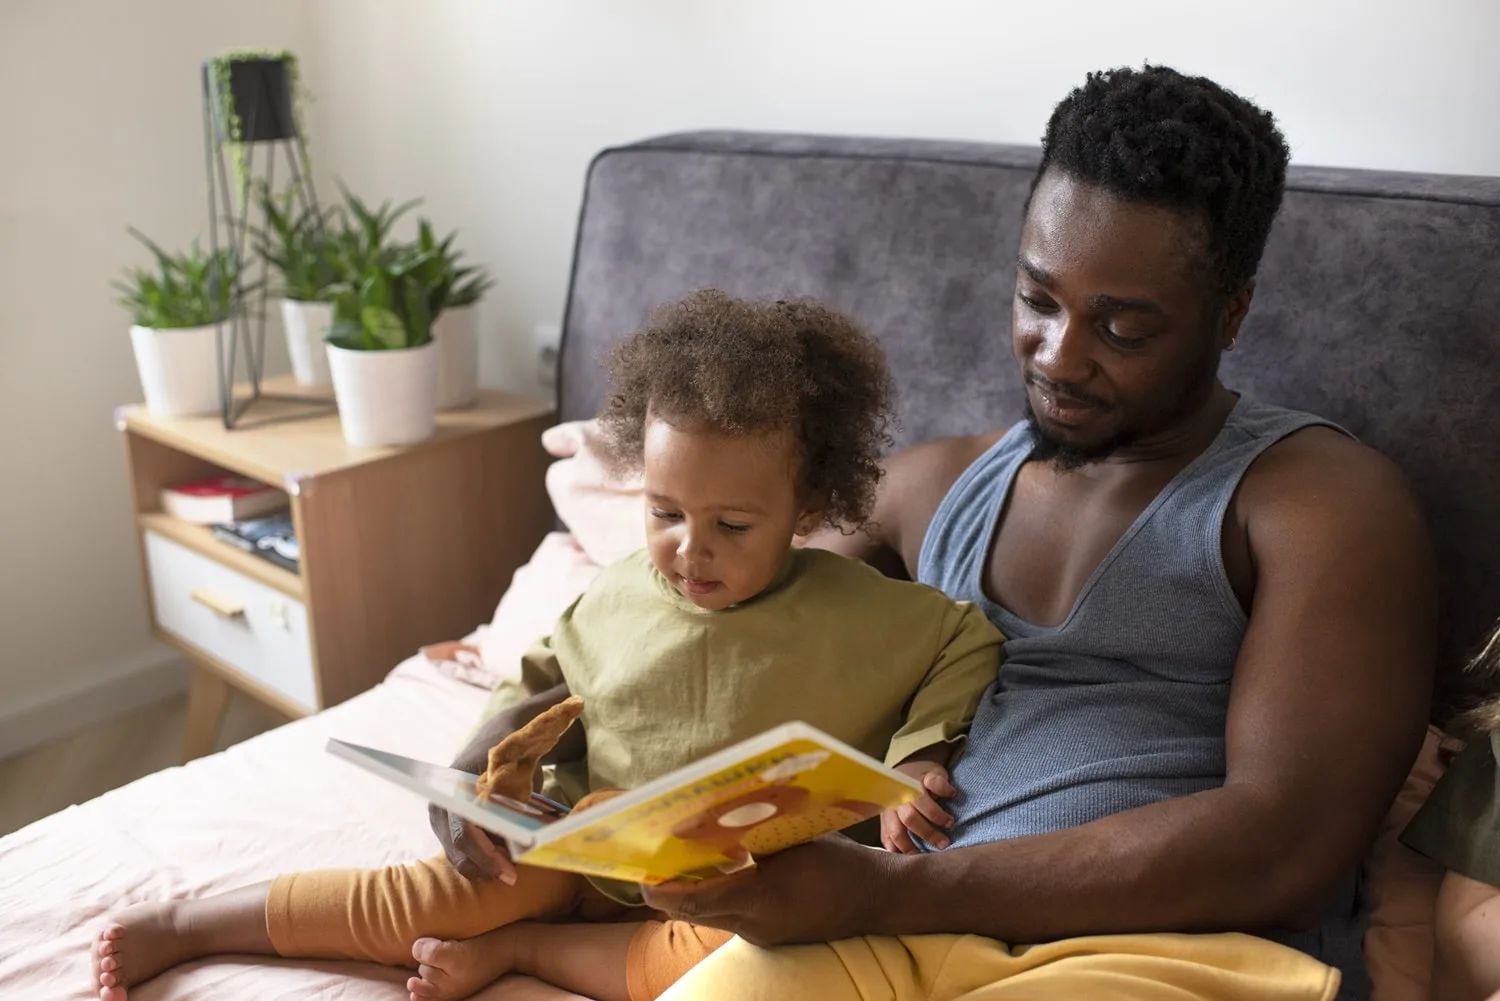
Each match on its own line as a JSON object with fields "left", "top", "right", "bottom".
{"left": 190, "top": 588, "right": 246, "bottom": 619}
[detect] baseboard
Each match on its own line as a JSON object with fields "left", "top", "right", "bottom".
{"left": 0, "top": 649, "right": 190, "bottom": 760}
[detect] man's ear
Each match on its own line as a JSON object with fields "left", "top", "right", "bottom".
{"left": 1220, "top": 280, "right": 1256, "bottom": 350}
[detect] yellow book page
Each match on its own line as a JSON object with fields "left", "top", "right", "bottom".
{"left": 518, "top": 737, "right": 920, "bottom": 885}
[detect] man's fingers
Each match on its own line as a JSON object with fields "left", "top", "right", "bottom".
{"left": 897, "top": 801, "right": 950, "bottom": 849}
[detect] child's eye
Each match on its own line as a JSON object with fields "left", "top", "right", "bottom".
{"left": 650, "top": 509, "right": 681, "bottom": 522}
{"left": 720, "top": 521, "right": 750, "bottom": 534}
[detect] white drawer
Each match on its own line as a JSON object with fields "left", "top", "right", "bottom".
{"left": 144, "top": 530, "right": 318, "bottom": 712}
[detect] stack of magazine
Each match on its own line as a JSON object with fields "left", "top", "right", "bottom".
{"left": 211, "top": 512, "right": 299, "bottom": 573}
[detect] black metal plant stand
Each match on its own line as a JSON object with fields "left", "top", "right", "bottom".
{"left": 202, "top": 55, "right": 336, "bottom": 429}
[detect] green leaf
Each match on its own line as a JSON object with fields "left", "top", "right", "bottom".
{"left": 362, "top": 305, "right": 406, "bottom": 350}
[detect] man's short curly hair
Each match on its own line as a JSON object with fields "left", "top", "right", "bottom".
{"left": 1036, "top": 64, "right": 1291, "bottom": 300}
{"left": 598, "top": 289, "right": 895, "bottom": 531}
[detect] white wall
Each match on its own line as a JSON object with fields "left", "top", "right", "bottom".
{"left": 0, "top": 0, "right": 314, "bottom": 752}
{"left": 309, "top": 0, "right": 1500, "bottom": 396}
{"left": 3, "top": 0, "right": 1497, "bottom": 754}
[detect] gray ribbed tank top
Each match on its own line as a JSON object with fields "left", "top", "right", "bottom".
{"left": 918, "top": 395, "right": 1369, "bottom": 999}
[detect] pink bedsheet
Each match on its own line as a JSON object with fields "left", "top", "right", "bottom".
{"left": 0, "top": 656, "right": 587, "bottom": 1000}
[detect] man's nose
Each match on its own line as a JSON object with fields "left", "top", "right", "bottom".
{"left": 1032, "top": 313, "right": 1095, "bottom": 386}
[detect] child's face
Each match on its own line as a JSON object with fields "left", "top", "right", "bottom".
{"left": 642, "top": 416, "right": 820, "bottom": 611}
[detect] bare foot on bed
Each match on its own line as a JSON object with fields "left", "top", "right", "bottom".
{"left": 92, "top": 902, "right": 202, "bottom": 1000}
{"left": 91, "top": 884, "right": 275, "bottom": 999}
{"left": 408, "top": 930, "right": 519, "bottom": 1001}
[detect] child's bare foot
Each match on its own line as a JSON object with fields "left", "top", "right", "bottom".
{"left": 90, "top": 884, "right": 274, "bottom": 999}
{"left": 408, "top": 928, "right": 521, "bottom": 1001}
{"left": 91, "top": 902, "right": 200, "bottom": 1000}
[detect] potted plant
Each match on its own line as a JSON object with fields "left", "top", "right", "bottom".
{"left": 254, "top": 185, "right": 340, "bottom": 387}
{"left": 321, "top": 195, "right": 443, "bottom": 446}
{"left": 114, "top": 228, "right": 241, "bottom": 418}
{"left": 410, "top": 219, "right": 493, "bottom": 410}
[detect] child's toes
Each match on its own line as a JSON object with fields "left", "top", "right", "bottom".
{"left": 408, "top": 972, "right": 442, "bottom": 999}
{"left": 101, "top": 987, "right": 127, "bottom": 1001}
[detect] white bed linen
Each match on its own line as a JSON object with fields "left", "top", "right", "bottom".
{"left": 0, "top": 656, "right": 588, "bottom": 1001}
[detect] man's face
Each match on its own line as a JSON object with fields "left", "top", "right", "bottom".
{"left": 1012, "top": 170, "right": 1238, "bottom": 468}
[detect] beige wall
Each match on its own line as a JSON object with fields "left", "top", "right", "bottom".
{"left": 309, "top": 0, "right": 1500, "bottom": 398}
{"left": 0, "top": 0, "right": 314, "bottom": 752}
{"left": 3, "top": 0, "right": 1498, "bottom": 754}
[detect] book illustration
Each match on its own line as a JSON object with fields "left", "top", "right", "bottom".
{"left": 327, "top": 722, "right": 920, "bottom": 887}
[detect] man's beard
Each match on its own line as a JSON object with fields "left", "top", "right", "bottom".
{"left": 1024, "top": 401, "right": 1143, "bottom": 473}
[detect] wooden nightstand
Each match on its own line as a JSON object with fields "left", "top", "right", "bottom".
{"left": 118, "top": 375, "right": 556, "bottom": 761}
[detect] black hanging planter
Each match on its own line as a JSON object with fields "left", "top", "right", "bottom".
{"left": 204, "top": 56, "right": 298, "bottom": 143}
{"left": 199, "top": 50, "right": 332, "bottom": 430}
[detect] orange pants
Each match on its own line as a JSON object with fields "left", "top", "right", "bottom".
{"left": 265, "top": 854, "right": 732, "bottom": 1001}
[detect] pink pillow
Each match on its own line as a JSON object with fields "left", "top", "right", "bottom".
{"left": 426, "top": 533, "right": 602, "bottom": 691}
{"left": 541, "top": 420, "right": 646, "bottom": 568}
{"left": 1363, "top": 724, "right": 1466, "bottom": 1001}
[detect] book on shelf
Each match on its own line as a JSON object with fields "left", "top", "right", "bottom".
{"left": 160, "top": 475, "right": 287, "bottom": 525}
{"left": 210, "top": 512, "right": 299, "bottom": 573}
{"left": 327, "top": 721, "right": 921, "bottom": 886}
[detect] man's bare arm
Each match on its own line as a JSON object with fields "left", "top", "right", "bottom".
{"left": 807, "top": 432, "right": 1000, "bottom": 576}
{"left": 647, "top": 434, "right": 1437, "bottom": 945}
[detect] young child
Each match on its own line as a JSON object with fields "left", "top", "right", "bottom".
{"left": 1401, "top": 620, "right": 1500, "bottom": 1001}
{"left": 91, "top": 289, "right": 1004, "bottom": 1001}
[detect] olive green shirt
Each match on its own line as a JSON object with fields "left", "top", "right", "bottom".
{"left": 480, "top": 547, "right": 1004, "bottom": 807}
{"left": 1401, "top": 730, "right": 1500, "bottom": 888}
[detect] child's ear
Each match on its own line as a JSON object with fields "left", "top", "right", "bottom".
{"left": 793, "top": 504, "right": 825, "bottom": 538}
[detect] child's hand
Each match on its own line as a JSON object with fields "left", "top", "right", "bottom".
{"left": 882, "top": 760, "right": 956, "bottom": 853}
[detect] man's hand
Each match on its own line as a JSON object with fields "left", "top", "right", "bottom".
{"left": 429, "top": 683, "right": 573, "bottom": 879}
{"left": 642, "top": 835, "right": 899, "bottom": 947}
{"left": 883, "top": 760, "right": 956, "bottom": 852}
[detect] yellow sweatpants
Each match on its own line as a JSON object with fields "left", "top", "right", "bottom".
{"left": 657, "top": 930, "right": 1342, "bottom": 1001}
{"left": 264, "top": 854, "right": 733, "bottom": 1001}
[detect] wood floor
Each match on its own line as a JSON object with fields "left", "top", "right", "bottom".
{"left": 0, "top": 691, "right": 287, "bottom": 837}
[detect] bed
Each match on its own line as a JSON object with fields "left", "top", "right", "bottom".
{"left": 3, "top": 131, "right": 1498, "bottom": 1001}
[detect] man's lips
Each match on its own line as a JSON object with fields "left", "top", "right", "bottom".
{"left": 1029, "top": 381, "right": 1104, "bottom": 427}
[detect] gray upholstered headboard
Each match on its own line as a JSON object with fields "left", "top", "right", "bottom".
{"left": 556, "top": 130, "right": 1500, "bottom": 714}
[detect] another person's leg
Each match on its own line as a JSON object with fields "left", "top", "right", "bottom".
{"left": 655, "top": 931, "right": 1341, "bottom": 1001}
{"left": 91, "top": 854, "right": 580, "bottom": 999}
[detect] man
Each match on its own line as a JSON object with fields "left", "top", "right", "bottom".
{"left": 438, "top": 66, "right": 1436, "bottom": 999}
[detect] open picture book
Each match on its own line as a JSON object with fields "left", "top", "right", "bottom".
{"left": 327, "top": 722, "right": 922, "bottom": 885}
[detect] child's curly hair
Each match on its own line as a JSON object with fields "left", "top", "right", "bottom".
{"left": 1455, "top": 620, "right": 1500, "bottom": 738}
{"left": 598, "top": 289, "right": 896, "bottom": 531}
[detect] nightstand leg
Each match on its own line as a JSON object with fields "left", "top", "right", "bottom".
{"left": 182, "top": 666, "right": 230, "bottom": 763}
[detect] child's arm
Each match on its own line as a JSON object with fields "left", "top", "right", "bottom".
{"left": 882, "top": 600, "right": 1002, "bottom": 769}
{"left": 883, "top": 744, "right": 958, "bottom": 853}
{"left": 1433, "top": 871, "right": 1500, "bottom": 1001}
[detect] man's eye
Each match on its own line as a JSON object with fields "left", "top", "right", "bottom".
{"left": 1017, "top": 292, "right": 1054, "bottom": 313}
{"left": 651, "top": 510, "right": 681, "bottom": 522}
{"left": 720, "top": 522, "right": 750, "bottom": 534}
{"left": 1102, "top": 327, "right": 1148, "bottom": 349}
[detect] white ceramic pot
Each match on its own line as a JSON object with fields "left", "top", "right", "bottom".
{"left": 129, "top": 323, "right": 222, "bottom": 419}
{"left": 280, "top": 299, "right": 334, "bottom": 387}
{"left": 432, "top": 305, "right": 480, "bottom": 410}
{"left": 326, "top": 340, "right": 438, "bottom": 447}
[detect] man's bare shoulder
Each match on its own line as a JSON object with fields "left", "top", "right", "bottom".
{"left": 1242, "top": 426, "right": 1418, "bottom": 514}
{"left": 878, "top": 429, "right": 1010, "bottom": 568}
{"left": 887, "top": 429, "right": 1008, "bottom": 488}
{"left": 1238, "top": 425, "right": 1430, "bottom": 564}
